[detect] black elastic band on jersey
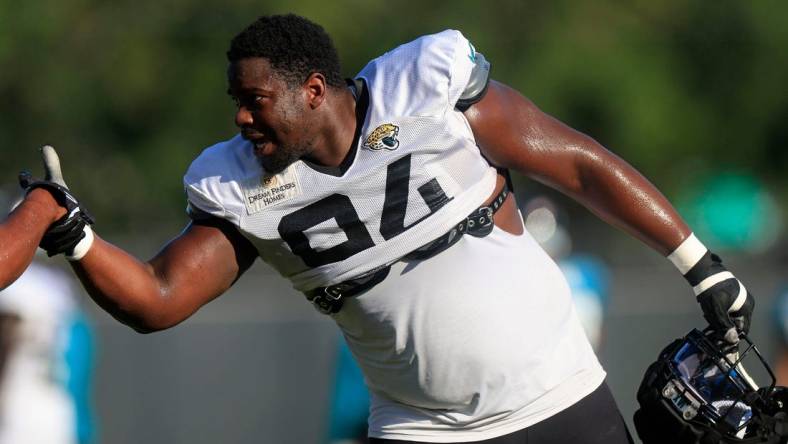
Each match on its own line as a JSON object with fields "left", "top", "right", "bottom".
{"left": 498, "top": 167, "right": 514, "bottom": 193}
{"left": 306, "top": 183, "right": 511, "bottom": 315}
{"left": 404, "top": 183, "right": 508, "bottom": 260}
{"left": 306, "top": 265, "right": 391, "bottom": 315}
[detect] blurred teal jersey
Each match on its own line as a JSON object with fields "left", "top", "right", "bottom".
{"left": 0, "top": 262, "right": 95, "bottom": 444}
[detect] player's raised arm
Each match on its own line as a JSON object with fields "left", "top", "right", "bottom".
{"left": 0, "top": 187, "right": 65, "bottom": 290}
{"left": 22, "top": 148, "right": 258, "bottom": 333}
{"left": 72, "top": 219, "right": 257, "bottom": 333}
{"left": 465, "top": 81, "right": 689, "bottom": 254}
{"left": 463, "top": 80, "right": 754, "bottom": 343}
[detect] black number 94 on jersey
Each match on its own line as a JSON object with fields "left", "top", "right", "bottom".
{"left": 278, "top": 154, "right": 451, "bottom": 267}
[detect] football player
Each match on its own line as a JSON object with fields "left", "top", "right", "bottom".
{"left": 25, "top": 14, "right": 754, "bottom": 443}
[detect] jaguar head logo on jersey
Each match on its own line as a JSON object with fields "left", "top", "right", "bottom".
{"left": 364, "top": 123, "right": 400, "bottom": 151}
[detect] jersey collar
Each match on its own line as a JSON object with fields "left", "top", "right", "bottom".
{"left": 301, "top": 78, "right": 369, "bottom": 177}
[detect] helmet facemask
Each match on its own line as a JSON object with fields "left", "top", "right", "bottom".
{"left": 635, "top": 329, "right": 786, "bottom": 443}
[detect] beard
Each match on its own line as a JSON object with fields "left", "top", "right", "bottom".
{"left": 253, "top": 95, "right": 314, "bottom": 174}
{"left": 257, "top": 141, "right": 311, "bottom": 174}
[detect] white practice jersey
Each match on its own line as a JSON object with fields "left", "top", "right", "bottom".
{"left": 184, "top": 30, "right": 604, "bottom": 441}
{"left": 185, "top": 29, "right": 496, "bottom": 292}
{"left": 341, "top": 226, "right": 604, "bottom": 442}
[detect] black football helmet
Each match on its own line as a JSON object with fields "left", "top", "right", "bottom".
{"left": 634, "top": 328, "right": 788, "bottom": 444}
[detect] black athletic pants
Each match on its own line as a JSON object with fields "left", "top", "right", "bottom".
{"left": 370, "top": 381, "right": 634, "bottom": 444}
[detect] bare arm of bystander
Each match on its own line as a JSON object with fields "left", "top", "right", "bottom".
{"left": 0, "top": 189, "right": 65, "bottom": 290}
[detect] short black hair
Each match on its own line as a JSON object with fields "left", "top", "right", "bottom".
{"left": 227, "top": 14, "right": 344, "bottom": 88}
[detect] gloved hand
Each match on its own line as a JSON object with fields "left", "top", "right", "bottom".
{"left": 668, "top": 234, "right": 754, "bottom": 345}
{"left": 19, "top": 145, "right": 95, "bottom": 259}
{"left": 690, "top": 252, "right": 754, "bottom": 344}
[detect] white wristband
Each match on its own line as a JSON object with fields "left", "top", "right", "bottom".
{"left": 66, "top": 225, "right": 95, "bottom": 261}
{"left": 667, "top": 233, "right": 708, "bottom": 275}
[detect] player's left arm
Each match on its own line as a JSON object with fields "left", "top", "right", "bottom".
{"left": 463, "top": 80, "right": 753, "bottom": 343}
{"left": 465, "top": 80, "right": 689, "bottom": 253}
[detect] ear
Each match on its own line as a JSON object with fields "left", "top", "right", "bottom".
{"left": 303, "top": 73, "right": 327, "bottom": 109}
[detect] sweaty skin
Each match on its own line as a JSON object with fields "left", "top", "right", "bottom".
{"left": 464, "top": 81, "right": 691, "bottom": 254}
{"left": 68, "top": 67, "right": 691, "bottom": 333}
{"left": 0, "top": 189, "right": 66, "bottom": 290}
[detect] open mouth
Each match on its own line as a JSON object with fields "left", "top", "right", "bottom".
{"left": 243, "top": 132, "right": 273, "bottom": 156}
{"left": 252, "top": 140, "right": 274, "bottom": 157}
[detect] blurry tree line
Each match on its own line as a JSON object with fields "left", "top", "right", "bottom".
{"left": 1, "top": 0, "right": 786, "bottom": 240}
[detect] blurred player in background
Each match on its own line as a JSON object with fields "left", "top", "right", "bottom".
{"left": 23, "top": 14, "right": 755, "bottom": 443}
{"left": 768, "top": 244, "right": 788, "bottom": 385}
{"left": 772, "top": 285, "right": 788, "bottom": 385}
{"left": 0, "top": 259, "right": 96, "bottom": 444}
{"left": 327, "top": 337, "right": 371, "bottom": 444}
{"left": 521, "top": 197, "right": 610, "bottom": 351}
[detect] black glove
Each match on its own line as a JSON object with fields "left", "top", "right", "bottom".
{"left": 688, "top": 252, "right": 754, "bottom": 344}
{"left": 19, "top": 145, "right": 95, "bottom": 257}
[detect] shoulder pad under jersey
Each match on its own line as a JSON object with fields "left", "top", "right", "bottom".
{"left": 456, "top": 50, "right": 491, "bottom": 111}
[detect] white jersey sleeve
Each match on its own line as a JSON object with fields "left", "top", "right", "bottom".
{"left": 183, "top": 135, "right": 259, "bottom": 226}
{"left": 180, "top": 30, "right": 497, "bottom": 291}
{"left": 358, "top": 29, "right": 486, "bottom": 118}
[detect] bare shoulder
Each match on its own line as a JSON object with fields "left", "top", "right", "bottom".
{"left": 463, "top": 80, "right": 602, "bottom": 179}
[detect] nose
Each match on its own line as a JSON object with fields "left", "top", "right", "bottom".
{"left": 235, "top": 106, "right": 253, "bottom": 128}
